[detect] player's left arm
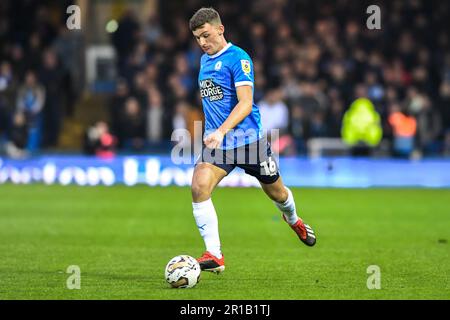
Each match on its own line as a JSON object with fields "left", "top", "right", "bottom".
{"left": 204, "top": 85, "right": 253, "bottom": 149}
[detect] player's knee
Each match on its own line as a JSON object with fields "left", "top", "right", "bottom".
{"left": 272, "top": 193, "right": 286, "bottom": 203}
{"left": 191, "top": 179, "right": 212, "bottom": 202}
{"left": 269, "top": 186, "right": 288, "bottom": 203}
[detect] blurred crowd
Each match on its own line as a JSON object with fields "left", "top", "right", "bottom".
{"left": 1, "top": 0, "right": 450, "bottom": 159}
{"left": 0, "top": 0, "right": 78, "bottom": 158}
{"left": 108, "top": 0, "right": 450, "bottom": 158}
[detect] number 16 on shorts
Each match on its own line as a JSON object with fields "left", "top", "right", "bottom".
{"left": 260, "top": 156, "right": 278, "bottom": 176}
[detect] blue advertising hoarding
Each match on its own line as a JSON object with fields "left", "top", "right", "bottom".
{"left": 1, "top": 155, "right": 450, "bottom": 188}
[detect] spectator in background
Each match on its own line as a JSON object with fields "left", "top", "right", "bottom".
{"left": 253, "top": 59, "right": 267, "bottom": 103}
{"left": 258, "top": 88, "right": 293, "bottom": 155}
{"left": 406, "top": 87, "right": 426, "bottom": 116}
{"left": 16, "top": 70, "right": 45, "bottom": 152}
{"left": 327, "top": 61, "right": 352, "bottom": 103}
{"left": 185, "top": 39, "right": 202, "bottom": 75}
{"left": 279, "top": 63, "right": 300, "bottom": 102}
{"left": 173, "top": 53, "right": 194, "bottom": 92}
{"left": 388, "top": 103, "right": 417, "bottom": 158}
{"left": 0, "top": 61, "right": 17, "bottom": 137}
{"left": 142, "top": 12, "right": 162, "bottom": 46}
{"left": 443, "top": 130, "right": 450, "bottom": 157}
{"left": 172, "top": 100, "right": 203, "bottom": 149}
{"left": 365, "top": 71, "right": 384, "bottom": 103}
{"left": 289, "top": 104, "right": 307, "bottom": 155}
{"left": 5, "top": 112, "right": 28, "bottom": 159}
{"left": 132, "top": 71, "right": 149, "bottom": 109}
{"left": 112, "top": 9, "right": 141, "bottom": 75}
{"left": 294, "top": 82, "right": 325, "bottom": 117}
{"left": 38, "top": 49, "right": 63, "bottom": 147}
{"left": 438, "top": 80, "right": 450, "bottom": 133}
{"left": 172, "top": 16, "right": 191, "bottom": 51}
{"left": 52, "top": 25, "right": 79, "bottom": 118}
{"left": 83, "top": 121, "right": 117, "bottom": 159}
{"left": 415, "top": 96, "right": 442, "bottom": 156}
{"left": 326, "top": 97, "right": 344, "bottom": 138}
{"left": 258, "top": 88, "right": 289, "bottom": 137}
{"left": 122, "top": 46, "right": 147, "bottom": 89}
{"left": 308, "top": 111, "right": 328, "bottom": 138}
{"left": 146, "top": 87, "right": 165, "bottom": 145}
{"left": 33, "top": 6, "right": 57, "bottom": 47}
{"left": 143, "top": 63, "right": 160, "bottom": 90}
{"left": 166, "top": 73, "right": 189, "bottom": 110}
{"left": 9, "top": 45, "right": 27, "bottom": 80}
{"left": 188, "top": 105, "right": 204, "bottom": 151}
{"left": 108, "top": 79, "right": 130, "bottom": 138}
{"left": 26, "top": 32, "right": 44, "bottom": 72}
{"left": 117, "top": 97, "right": 146, "bottom": 151}
{"left": 249, "top": 22, "right": 268, "bottom": 61}
{"left": 172, "top": 100, "right": 191, "bottom": 149}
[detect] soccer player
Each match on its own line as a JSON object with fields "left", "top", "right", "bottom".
{"left": 189, "top": 7, "right": 316, "bottom": 273}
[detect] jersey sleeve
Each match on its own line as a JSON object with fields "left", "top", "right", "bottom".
{"left": 231, "top": 51, "right": 254, "bottom": 88}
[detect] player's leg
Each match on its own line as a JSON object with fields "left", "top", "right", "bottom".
{"left": 191, "top": 162, "right": 229, "bottom": 272}
{"left": 237, "top": 137, "right": 316, "bottom": 246}
{"left": 259, "top": 177, "right": 316, "bottom": 246}
{"left": 259, "top": 175, "right": 296, "bottom": 223}
{"left": 191, "top": 162, "right": 227, "bottom": 202}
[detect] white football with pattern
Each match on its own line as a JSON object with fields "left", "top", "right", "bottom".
{"left": 165, "top": 255, "right": 201, "bottom": 288}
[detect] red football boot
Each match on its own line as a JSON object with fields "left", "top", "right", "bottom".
{"left": 197, "top": 251, "right": 225, "bottom": 273}
{"left": 283, "top": 215, "right": 316, "bottom": 246}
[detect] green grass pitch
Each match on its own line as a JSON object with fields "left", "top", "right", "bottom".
{"left": 0, "top": 184, "right": 449, "bottom": 299}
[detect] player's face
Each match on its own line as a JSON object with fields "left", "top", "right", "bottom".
{"left": 193, "top": 23, "right": 224, "bottom": 55}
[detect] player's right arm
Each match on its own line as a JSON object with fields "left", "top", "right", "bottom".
{"left": 203, "top": 85, "right": 253, "bottom": 149}
{"left": 204, "top": 52, "right": 255, "bottom": 149}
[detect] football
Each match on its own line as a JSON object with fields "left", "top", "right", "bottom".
{"left": 165, "top": 255, "right": 201, "bottom": 288}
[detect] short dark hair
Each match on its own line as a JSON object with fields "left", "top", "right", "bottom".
{"left": 189, "top": 7, "right": 221, "bottom": 31}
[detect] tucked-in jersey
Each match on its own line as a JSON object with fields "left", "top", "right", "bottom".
{"left": 198, "top": 42, "right": 262, "bottom": 149}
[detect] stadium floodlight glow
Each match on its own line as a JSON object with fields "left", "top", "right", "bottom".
{"left": 105, "top": 19, "right": 118, "bottom": 33}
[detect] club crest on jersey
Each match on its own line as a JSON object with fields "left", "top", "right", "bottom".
{"left": 241, "top": 60, "right": 251, "bottom": 74}
{"left": 215, "top": 61, "right": 222, "bottom": 71}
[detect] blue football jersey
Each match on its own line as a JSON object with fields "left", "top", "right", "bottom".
{"left": 198, "top": 42, "right": 263, "bottom": 149}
